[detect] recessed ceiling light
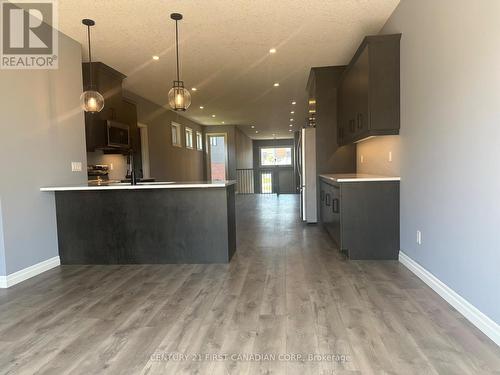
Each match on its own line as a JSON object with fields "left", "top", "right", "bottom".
{"left": 191, "top": 87, "right": 197, "bottom": 91}
{"left": 152, "top": 55, "right": 160, "bottom": 60}
{"left": 251, "top": 125, "right": 255, "bottom": 129}
{"left": 273, "top": 83, "right": 280, "bottom": 87}
{"left": 290, "top": 111, "right": 294, "bottom": 114}
{"left": 272, "top": 133, "right": 276, "bottom": 136}
{"left": 289, "top": 129, "right": 292, "bottom": 132}
{"left": 199, "top": 106, "right": 204, "bottom": 109}
{"left": 269, "top": 48, "right": 277, "bottom": 54}
{"left": 290, "top": 118, "right": 294, "bottom": 121}
{"left": 289, "top": 124, "right": 293, "bottom": 127}
{"left": 291, "top": 101, "right": 296, "bottom": 105}
{"left": 255, "top": 130, "right": 259, "bottom": 133}
{"left": 222, "top": 121, "right": 225, "bottom": 124}
{"left": 211, "top": 114, "right": 216, "bottom": 118}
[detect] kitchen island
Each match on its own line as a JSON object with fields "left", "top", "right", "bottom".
{"left": 41, "top": 181, "right": 236, "bottom": 264}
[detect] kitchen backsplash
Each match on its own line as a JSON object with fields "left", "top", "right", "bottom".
{"left": 356, "top": 135, "right": 400, "bottom": 176}
{"left": 87, "top": 151, "right": 128, "bottom": 181}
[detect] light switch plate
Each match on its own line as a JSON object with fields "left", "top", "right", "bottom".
{"left": 71, "top": 162, "right": 82, "bottom": 172}
{"left": 389, "top": 151, "right": 393, "bottom": 162}
{"left": 416, "top": 230, "right": 422, "bottom": 245}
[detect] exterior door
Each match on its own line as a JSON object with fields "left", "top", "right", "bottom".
{"left": 206, "top": 134, "right": 228, "bottom": 181}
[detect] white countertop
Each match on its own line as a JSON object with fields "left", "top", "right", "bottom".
{"left": 40, "top": 180, "right": 237, "bottom": 192}
{"left": 320, "top": 174, "right": 400, "bottom": 183}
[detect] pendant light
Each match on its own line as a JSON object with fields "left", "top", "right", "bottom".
{"left": 168, "top": 13, "right": 191, "bottom": 111}
{"left": 80, "top": 19, "right": 104, "bottom": 113}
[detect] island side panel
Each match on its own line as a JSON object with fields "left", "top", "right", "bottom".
{"left": 54, "top": 187, "right": 234, "bottom": 264}
{"left": 226, "top": 184, "right": 236, "bottom": 261}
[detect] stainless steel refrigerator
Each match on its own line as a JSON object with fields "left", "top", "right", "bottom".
{"left": 296, "top": 127, "right": 317, "bottom": 223}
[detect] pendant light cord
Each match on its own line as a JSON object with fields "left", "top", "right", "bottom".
{"left": 87, "top": 25, "right": 93, "bottom": 88}
{"left": 175, "top": 19, "right": 180, "bottom": 82}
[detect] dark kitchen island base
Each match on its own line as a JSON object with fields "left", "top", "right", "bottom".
{"left": 51, "top": 183, "right": 236, "bottom": 264}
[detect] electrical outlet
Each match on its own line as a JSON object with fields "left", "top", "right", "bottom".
{"left": 416, "top": 230, "right": 422, "bottom": 245}
{"left": 388, "top": 151, "right": 393, "bottom": 162}
{"left": 71, "top": 162, "right": 82, "bottom": 172}
{"left": 360, "top": 155, "right": 364, "bottom": 163}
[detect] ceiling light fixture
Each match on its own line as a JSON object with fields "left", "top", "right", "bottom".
{"left": 191, "top": 87, "right": 197, "bottom": 91}
{"left": 222, "top": 121, "right": 225, "bottom": 124}
{"left": 273, "top": 83, "right": 280, "bottom": 87}
{"left": 211, "top": 114, "right": 216, "bottom": 118}
{"left": 80, "top": 19, "right": 104, "bottom": 113}
{"left": 152, "top": 55, "right": 160, "bottom": 60}
{"left": 251, "top": 125, "right": 255, "bottom": 129}
{"left": 255, "top": 130, "right": 259, "bottom": 133}
{"left": 290, "top": 111, "right": 294, "bottom": 114}
{"left": 199, "top": 106, "right": 204, "bottom": 109}
{"left": 290, "top": 118, "right": 294, "bottom": 121}
{"left": 292, "top": 101, "right": 296, "bottom": 105}
{"left": 289, "top": 124, "right": 293, "bottom": 127}
{"left": 168, "top": 13, "right": 191, "bottom": 111}
{"left": 269, "top": 48, "right": 277, "bottom": 54}
{"left": 289, "top": 129, "right": 292, "bottom": 132}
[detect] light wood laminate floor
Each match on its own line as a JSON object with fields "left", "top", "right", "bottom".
{"left": 0, "top": 194, "right": 499, "bottom": 374}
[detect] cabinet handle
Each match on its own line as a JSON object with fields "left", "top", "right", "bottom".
{"left": 349, "top": 119, "right": 355, "bottom": 133}
{"left": 325, "top": 193, "right": 331, "bottom": 206}
{"left": 332, "top": 198, "right": 339, "bottom": 213}
{"left": 320, "top": 190, "right": 325, "bottom": 201}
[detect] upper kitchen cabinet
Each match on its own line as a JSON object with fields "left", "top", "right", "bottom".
{"left": 306, "top": 67, "right": 356, "bottom": 176}
{"left": 338, "top": 34, "right": 401, "bottom": 145}
{"left": 82, "top": 62, "right": 127, "bottom": 151}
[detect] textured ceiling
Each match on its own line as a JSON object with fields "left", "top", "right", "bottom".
{"left": 58, "top": 0, "right": 399, "bottom": 139}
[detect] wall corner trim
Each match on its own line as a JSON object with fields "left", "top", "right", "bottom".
{"left": 0, "top": 256, "right": 60, "bottom": 288}
{"left": 399, "top": 251, "right": 500, "bottom": 347}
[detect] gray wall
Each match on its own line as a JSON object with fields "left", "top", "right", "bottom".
{"left": 235, "top": 128, "right": 253, "bottom": 169}
{"left": 124, "top": 91, "right": 205, "bottom": 182}
{"left": 0, "top": 199, "right": 6, "bottom": 276}
{"left": 382, "top": 0, "right": 500, "bottom": 324}
{"left": 0, "top": 33, "right": 87, "bottom": 275}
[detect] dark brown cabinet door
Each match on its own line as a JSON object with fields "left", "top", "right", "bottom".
{"left": 336, "top": 34, "right": 401, "bottom": 145}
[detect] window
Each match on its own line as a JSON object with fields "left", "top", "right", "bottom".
{"left": 171, "top": 122, "right": 181, "bottom": 147}
{"left": 196, "top": 131, "right": 203, "bottom": 151}
{"left": 185, "top": 127, "right": 194, "bottom": 149}
{"left": 260, "top": 147, "right": 292, "bottom": 166}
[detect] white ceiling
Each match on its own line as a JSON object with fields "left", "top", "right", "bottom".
{"left": 58, "top": 0, "right": 399, "bottom": 139}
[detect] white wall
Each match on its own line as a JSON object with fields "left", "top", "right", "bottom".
{"left": 0, "top": 32, "right": 87, "bottom": 275}
{"left": 382, "top": 0, "right": 500, "bottom": 324}
{"left": 356, "top": 135, "right": 400, "bottom": 176}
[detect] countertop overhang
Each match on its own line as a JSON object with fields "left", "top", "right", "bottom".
{"left": 320, "top": 174, "right": 400, "bottom": 183}
{"left": 40, "top": 180, "right": 237, "bottom": 192}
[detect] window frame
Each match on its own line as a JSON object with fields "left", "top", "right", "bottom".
{"left": 171, "top": 122, "right": 182, "bottom": 147}
{"left": 185, "top": 127, "right": 194, "bottom": 149}
{"left": 196, "top": 131, "right": 203, "bottom": 151}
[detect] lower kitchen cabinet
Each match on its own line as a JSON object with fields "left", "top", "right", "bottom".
{"left": 319, "top": 177, "right": 399, "bottom": 260}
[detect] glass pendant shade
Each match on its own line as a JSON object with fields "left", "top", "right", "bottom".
{"left": 81, "top": 19, "right": 104, "bottom": 113}
{"left": 168, "top": 81, "right": 191, "bottom": 111}
{"left": 80, "top": 90, "right": 104, "bottom": 112}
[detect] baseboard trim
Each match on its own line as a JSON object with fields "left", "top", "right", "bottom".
{"left": 399, "top": 251, "right": 500, "bottom": 347}
{"left": 0, "top": 256, "right": 60, "bottom": 288}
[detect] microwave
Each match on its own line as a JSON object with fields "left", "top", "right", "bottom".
{"left": 106, "top": 120, "right": 130, "bottom": 148}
